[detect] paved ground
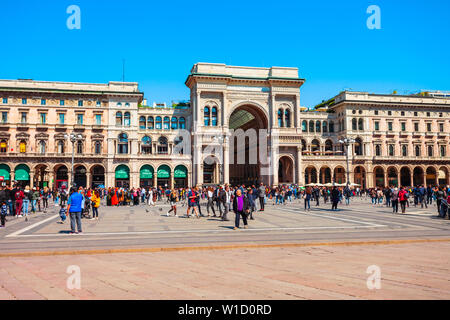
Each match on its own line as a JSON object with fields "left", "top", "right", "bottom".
{"left": 0, "top": 197, "right": 449, "bottom": 299}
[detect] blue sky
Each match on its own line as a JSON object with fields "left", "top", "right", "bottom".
{"left": 0, "top": 0, "right": 449, "bottom": 107}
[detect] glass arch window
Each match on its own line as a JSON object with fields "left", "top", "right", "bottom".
{"left": 19, "top": 141, "right": 26, "bottom": 153}
{"left": 141, "top": 136, "right": 152, "bottom": 154}
{"left": 179, "top": 117, "right": 186, "bottom": 129}
{"left": 352, "top": 118, "right": 357, "bottom": 131}
{"left": 157, "top": 136, "right": 168, "bottom": 154}
{"left": 278, "top": 109, "right": 283, "bottom": 127}
{"left": 148, "top": 116, "right": 154, "bottom": 129}
{"left": 76, "top": 141, "right": 83, "bottom": 154}
{"left": 309, "top": 120, "right": 314, "bottom": 132}
{"left": 316, "top": 121, "right": 321, "bottom": 133}
{"left": 204, "top": 107, "right": 210, "bottom": 126}
{"left": 115, "top": 112, "right": 123, "bottom": 126}
{"left": 118, "top": 133, "right": 128, "bottom": 154}
{"left": 155, "top": 117, "right": 162, "bottom": 130}
{"left": 211, "top": 107, "right": 218, "bottom": 126}
{"left": 139, "top": 116, "right": 146, "bottom": 129}
{"left": 163, "top": 116, "right": 170, "bottom": 130}
{"left": 322, "top": 121, "right": 328, "bottom": 133}
{"left": 124, "top": 112, "right": 131, "bottom": 127}
{"left": 94, "top": 142, "right": 101, "bottom": 154}
{"left": 285, "top": 109, "right": 291, "bottom": 127}
{"left": 302, "top": 120, "right": 307, "bottom": 132}
{"left": 415, "top": 145, "right": 421, "bottom": 156}
{"left": 171, "top": 117, "right": 178, "bottom": 130}
{"left": 39, "top": 141, "right": 46, "bottom": 154}
{"left": 358, "top": 118, "right": 364, "bottom": 131}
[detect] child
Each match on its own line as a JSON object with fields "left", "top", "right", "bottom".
{"left": 59, "top": 204, "right": 67, "bottom": 224}
{"left": 1, "top": 201, "right": 7, "bottom": 227}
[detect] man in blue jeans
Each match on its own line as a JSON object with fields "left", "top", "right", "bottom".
{"left": 67, "top": 187, "right": 83, "bottom": 234}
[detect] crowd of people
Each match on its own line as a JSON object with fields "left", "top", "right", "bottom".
{"left": 0, "top": 181, "right": 449, "bottom": 233}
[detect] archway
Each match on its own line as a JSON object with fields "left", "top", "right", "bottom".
{"left": 278, "top": 156, "right": 294, "bottom": 184}
{"left": 140, "top": 165, "right": 154, "bottom": 188}
{"left": 15, "top": 164, "right": 30, "bottom": 188}
{"left": 157, "top": 165, "right": 171, "bottom": 188}
{"left": 74, "top": 165, "right": 87, "bottom": 188}
{"left": 115, "top": 165, "right": 130, "bottom": 188}
{"left": 91, "top": 165, "right": 105, "bottom": 188}
{"left": 228, "top": 104, "right": 268, "bottom": 186}
{"left": 438, "top": 167, "right": 449, "bottom": 187}
{"left": 374, "top": 167, "right": 384, "bottom": 187}
{"left": 319, "top": 167, "right": 332, "bottom": 184}
{"left": 35, "top": 164, "right": 49, "bottom": 188}
{"left": 0, "top": 164, "right": 11, "bottom": 187}
{"left": 400, "top": 167, "right": 411, "bottom": 187}
{"left": 387, "top": 167, "right": 398, "bottom": 187}
{"left": 305, "top": 166, "right": 317, "bottom": 184}
{"left": 334, "top": 166, "right": 346, "bottom": 184}
{"left": 354, "top": 166, "right": 366, "bottom": 189}
{"left": 413, "top": 167, "right": 424, "bottom": 186}
{"left": 174, "top": 165, "right": 188, "bottom": 188}
{"left": 426, "top": 167, "right": 437, "bottom": 187}
{"left": 203, "top": 156, "right": 219, "bottom": 185}
{"left": 55, "top": 165, "right": 69, "bottom": 190}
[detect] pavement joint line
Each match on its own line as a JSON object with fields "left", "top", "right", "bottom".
{"left": 5, "top": 214, "right": 60, "bottom": 238}
{"left": 1, "top": 238, "right": 449, "bottom": 258}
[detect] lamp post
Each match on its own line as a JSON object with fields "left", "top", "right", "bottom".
{"left": 338, "top": 138, "right": 355, "bottom": 187}
{"left": 64, "top": 133, "right": 84, "bottom": 188}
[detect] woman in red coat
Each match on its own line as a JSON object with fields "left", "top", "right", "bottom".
{"left": 111, "top": 188, "right": 119, "bottom": 206}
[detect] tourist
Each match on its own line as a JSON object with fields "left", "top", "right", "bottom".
{"left": 167, "top": 190, "right": 178, "bottom": 217}
{"left": 304, "top": 186, "right": 312, "bottom": 211}
{"left": 91, "top": 190, "right": 101, "bottom": 220}
{"left": 206, "top": 187, "right": 216, "bottom": 217}
{"left": 331, "top": 186, "right": 340, "bottom": 211}
{"left": 398, "top": 186, "right": 408, "bottom": 214}
{"left": 232, "top": 189, "right": 249, "bottom": 230}
{"left": 0, "top": 201, "right": 7, "bottom": 227}
{"left": 392, "top": 187, "right": 399, "bottom": 213}
{"left": 58, "top": 204, "right": 67, "bottom": 224}
{"left": 14, "top": 186, "right": 25, "bottom": 217}
{"left": 42, "top": 186, "right": 49, "bottom": 212}
{"left": 435, "top": 187, "right": 445, "bottom": 215}
{"left": 187, "top": 187, "right": 199, "bottom": 218}
{"left": 67, "top": 187, "right": 83, "bottom": 234}
{"left": 258, "top": 183, "right": 265, "bottom": 211}
{"left": 23, "top": 185, "right": 31, "bottom": 218}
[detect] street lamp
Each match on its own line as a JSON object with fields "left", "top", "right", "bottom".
{"left": 64, "top": 133, "right": 84, "bottom": 188}
{"left": 338, "top": 137, "right": 355, "bottom": 187}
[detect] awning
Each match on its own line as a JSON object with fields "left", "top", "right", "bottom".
{"left": 15, "top": 164, "right": 30, "bottom": 181}
{"left": 115, "top": 165, "right": 130, "bottom": 179}
{"left": 174, "top": 165, "right": 187, "bottom": 178}
{"left": 157, "top": 165, "right": 171, "bottom": 179}
{"left": 0, "top": 164, "right": 10, "bottom": 180}
{"left": 140, "top": 165, "right": 154, "bottom": 179}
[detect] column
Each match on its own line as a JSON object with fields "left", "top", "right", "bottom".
{"left": 49, "top": 171, "right": 55, "bottom": 189}
{"left": 194, "top": 145, "right": 203, "bottom": 186}
{"left": 86, "top": 172, "right": 92, "bottom": 189}
{"left": 410, "top": 171, "right": 414, "bottom": 187}
{"left": 153, "top": 173, "right": 158, "bottom": 187}
{"left": 170, "top": 174, "right": 175, "bottom": 190}
{"left": 223, "top": 138, "right": 229, "bottom": 185}
{"left": 29, "top": 172, "right": 34, "bottom": 188}
{"left": 271, "top": 146, "right": 278, "bottom": 186}
{"left": 296, "top": 147, "right": 302, "bottom": 186}
{"left": 384, "top": 170, "right": 388, "bottom": 187}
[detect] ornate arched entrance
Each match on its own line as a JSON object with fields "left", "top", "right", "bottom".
{"left": 228, "top": 104, "right": 269, "bottom": 186}
{"left": 278, "top": 156, "right": 294, "bottom": 184}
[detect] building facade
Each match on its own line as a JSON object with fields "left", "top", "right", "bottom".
{"left": 0, "top": 63, "right": 449, "bottom": 189}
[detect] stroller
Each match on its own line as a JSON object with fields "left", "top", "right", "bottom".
{"left": 82, "top": 197, "right": 92, "bottom": 219}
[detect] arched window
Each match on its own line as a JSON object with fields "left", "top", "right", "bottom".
{"left": 278, "top": 109, "right": 283, "bottom": 127}
{"left": 354, "top": 138, "right": 363, "bottom": 156}
{"left": 157, "top": 136, "right": 168, "bottom": 154}
{"left": 118, "top": 133, "right": 128, "bottom": 154}
{"left": 316, "top": 121, "right": 321, "bottom": 133}
{"left": 19, "top": 141, "right": 26, "bottom": 153}
{"left": 309, "top": 120, "right": 314, "bottom": 132}
{"left": 358, "top": 118, "right": 364, "bottom": 131}
{"left": 415, "top": 145, "right": 421, "bottom": 157}
{"left": 139, "top": 116, "right": 146, "bottom": 129}
{"left": 141, "top": 136, "right": 152, "bottom": 154}
{"left": 325, "top": 140, "right": 333, "bottom": 151}
{"left": 311, "top": 139, "right": 320, "bottom": 152}
{"left": 171, "top": 117, "right": 178, "bottom": 130}
{"left": 204, "top": 107, "right": 210, "bottom": 126}
{"left": 115, "top": 112, "right": 123, "bottom": 126}
{"left": 117, "top": 102, "right": 122, "bottom": 107}
{"left": 427, "top": 145, "right": 433, "bottom": 157}
{"left": 179, "top": 117, "right": 186, "bottom": 129}
{"left": 174, "top": 136, "right": 184, "bottom": 155}
{"left": 322, "top": 121, "right": 328, "bottom": 133}
{"left": 148, "top": 116, "right": 154, "bottom": 129}
{"left": 329, "top": 122, "right": 334, "bottom": 133}
{"left": 94, "top": 142, "right": 101, "bottom": 154}
{"left": 352, "top": 118, "right": 357, "bottom": 131}
{"left": 76, "top": 141, "right": 83, "bottom": 154}
{"left": 211, "top": 107, "right": 218, "bottom": 126}
{"left": 155, "top": 116, "right": 162, "bottom": 129}
{"left": 39, "top": 141, "right": 46, "bottom": 154}
{"left": 302, "top": 120, "right": 307, "bottom": 132}
{"left": 285, "top": 109, "right": 291, "bottom": 127}
{"left": 57, "top": 141, "right": 64, "bottom": 154}
{"left": 124, "top": 112, "right": 131, "bottom": 127}
{"left": 163, "top": 116, "right": 170, "bottom": 130}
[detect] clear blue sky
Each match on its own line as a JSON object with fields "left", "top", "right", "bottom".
{"left": 0, "top": 0, "right": 449, "bottom": 107}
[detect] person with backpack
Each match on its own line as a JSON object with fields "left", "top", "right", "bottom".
{"left": 0, "top": 201, "right": 7, "bottom": 227}
{"left": 435, "top": 187, "right": 445, "bottom": 216}
{"left": 398, "top": 186, "right": 408, "bottom": 214}
{"left": 167, "top": 189, "right": 178, "bottom": 217}
{"left": 391, "top": 187, "right": 399, "bottom": 213}
{"left": 14, "top": 187, "right": 25, "bottom": 217}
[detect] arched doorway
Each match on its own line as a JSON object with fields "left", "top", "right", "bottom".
{"left": 74, "top": 165, "right": 87, "bottom": 188}
{"left": 278, "top": 156, "right": 294, "bottom": 184}
{"left": 413, "top": 167, "right": 424, "bottom": 186}
{"left": 305, "top": 166, "right": 317, "bottom": 184}
{"left": 426, "top": 167, "right": 437, "bottom": 187}
{"left": 91, "top": 165, "right": 105, "bottom": 188}
{"left": 140, "top": 165, "right": 154, "bottom": 188}
{"left": 203, "top": 156, "right": 219, "bottom": 185}
{"left": 115, "top": 165, "right": 130, "bottom": 188}
{"left": 438, "top": 167, "right": 449, "bottom": 187}
{"left": 0, "top": 164, "right": 11, "bottom": 187}
{"left": 334, "top": 166, "right": 346, "bottom": 184}
{"left": 354, "top": 166, "right": 366, "bottom": 188}
{"left": 400, "top": 167, "right": 411, "bottom": 187}
{"left": 55, "top": 165, "right": 69, "bottom": 190}
{"left": 374, "top": 167, "right": 384, "bottom": 187}
{"left": 15, "top": 164, "right": 30, "bottom": 188}
{"left": 174, "top": 165, "right": 188, "bottom": 188}
{"left": 35, "top": 164, "right": 49, "bottom": 188}
{"left": 387, "top": 167, "right": 398, "bottom": 187}
{"left": 228, "top": 104, "right": 268, "bottom": 186}
{"left": 319, "top": 167, "right": 332, "bottom": 184}
{"left": 157, "top": 165, "right": 171, "bottom": 188}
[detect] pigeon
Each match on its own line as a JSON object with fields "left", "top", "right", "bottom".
{"left": 145, "top": 209, "right": 149, "bottom": 213}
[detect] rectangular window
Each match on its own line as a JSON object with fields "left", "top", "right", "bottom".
{"left": 388, "top": 122, "right": 393, "bottom": 131}
{"left": 40, "top": 113, "right": 46, "bottom": 124}
{"left": 95, "top": 114, "right": 102, "bottom": 125}
{"left": 22, "top": 98, "right": 27, "bottom": 105}
{"left": 439, "top": 123, "right": 444, "bottom": 132}
{"left": 1, "top": 112, "right": 7, "bottom": 123}
{"left": 401, "top": 122, "right": 406, "bottom": 132}
{"left": 59, "top": 113, "right": 65, "bottom": 124}
{"left": 2, "top": 98, "right": 7, "bottom": 104}
{"left": 374, "top": 110, "right": 378, "bottom": 115}
{"left": 60, "top": 100, "right": 65, "bottom": 106}
{"left": 21, "top": 112, "right": 27, "bottom": 124}
{"left": 77, "top": 114, "right": 83, "bottom": 125}
{"left": 414, "top": 122, "right": 419, "bottom": 131}
{"left": 78, "top": 100, "right": 83, "bottom": 107}
{"left": 414, "top": 112, "right": 418, "bottom": 116}
{"left": 96, "top": 101, "right": 101, "bottom": 107}
{"left": 426, "top": 123, "right": 432, "bottom": 132}
{"left": 41, "top": 99, "right": 46, "bottom": 105}
{"left": 374, "top": 121, "right": 379, "bottom": 131}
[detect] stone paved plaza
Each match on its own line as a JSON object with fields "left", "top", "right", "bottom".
{"left": 0, "top": 198, "right": 449, "bottom": 299}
